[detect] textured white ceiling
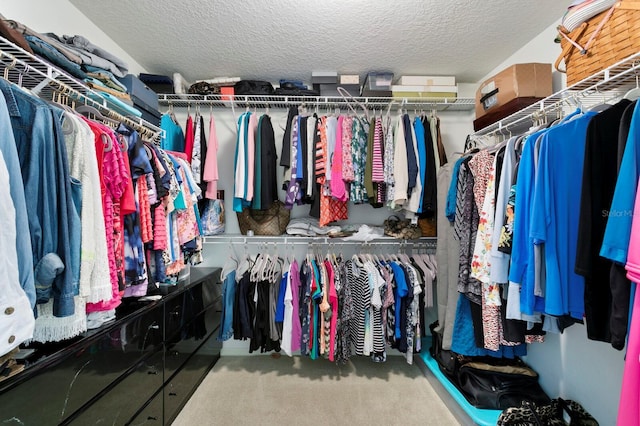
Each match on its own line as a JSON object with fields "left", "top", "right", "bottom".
{"left": 68, "top": 0, "right": 567, "bottom": 84}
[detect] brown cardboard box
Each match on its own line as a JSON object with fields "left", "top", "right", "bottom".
{"left": 475, "top": 63, "right": 552, "bottom": 120}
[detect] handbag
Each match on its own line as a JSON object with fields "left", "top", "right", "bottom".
{"left": 418, "top": 216, "right": 437, "bottom": 237}
{"left": 234, "top": 80, "right": 275, "bottom": 95}
{"left": 383, "top": 215, "right": 422, "bottom": 240}
{"left": 201, "top": 199, "right": 225, "bottom": 236}
{"left": 429, "top": 321, "right": 460, "bottom": 379}
{"left": 497, "top": 398, "right": 599, "bottom": 426}
{"left": 457, "top": 361, "right": 550, "bottom": 410}
{"left": 236, "top": 200, "right": 290, "bottom": 236}
{"left": 188, "top": 81, "right": 220, "bottom": 95}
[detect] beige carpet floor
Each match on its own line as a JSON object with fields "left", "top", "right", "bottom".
{"left": 172, "top": 355, "right": 460, "bottom": 426}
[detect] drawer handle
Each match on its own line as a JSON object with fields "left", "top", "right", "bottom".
{"left": 147, "top": 416, "right": 158, "bottom": 421}
{"left": 169, "top": 391, "right": 177, "bottom": 396}
{"left": 147, "top": 370, "right": 158, "bottom": 375}
{"left": 150, "top": 324, "right": 159, "bottom": 330}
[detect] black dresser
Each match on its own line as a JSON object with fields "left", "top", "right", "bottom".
{"left": 0, "top": 267, "right": 222, "bottom": 426}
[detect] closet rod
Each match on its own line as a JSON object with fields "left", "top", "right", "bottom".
{"left": 158, "top": 93, "right": 476, "bottom": 112}
{"left": 0, "top": 38, "right": 164, "bottom": 141}
{"left": 204, "top": 235, "right": 436, "bottom": 248}
{"left": 473, "top": 50, "right": 640, "bottom": 138}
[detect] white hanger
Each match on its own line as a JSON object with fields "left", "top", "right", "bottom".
{"left": 625, "top": 74, "right": 640, "bottom": 101}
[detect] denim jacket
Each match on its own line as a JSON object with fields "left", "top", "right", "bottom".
{"left": 0, "top": 79, "right": 76, "bottom": 317}
{"left": 0, "top": 89, "right": 35, "bottom": 309}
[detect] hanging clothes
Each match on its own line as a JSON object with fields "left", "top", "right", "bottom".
{"left": 203, "top": 114, "right": 220, "bottom": 199}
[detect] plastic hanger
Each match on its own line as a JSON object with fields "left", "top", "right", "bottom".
{"left": 337, "top": 86, "right": 370, "bottom": 121}
{"left": 625, "top": 74, "right": 640, "bottom": 101}
{"left": 76, "top": 103, "right": 120, "bottom": 126}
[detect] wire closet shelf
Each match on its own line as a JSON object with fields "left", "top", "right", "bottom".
{"left": 158, "top": 93, "right": 476, "bottom": 112}
{"left": 0, "top": 36, "right": 163, "bottom": 140}
{"left": 203, "top": 235, "right": 438, "bottom": 251}
{"left": 474, "top": 51, "right": 640, "bottom": 138}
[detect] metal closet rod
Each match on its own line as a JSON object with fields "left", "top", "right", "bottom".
{"left": 158, "top": 93, "right": 475, "bottom": 110}
{"left": 0, "top": 48, "right": 163, "bottom": 141}
{"left": 203, "top": 235, "right": 437, "bottom": 246}
{"left": 474, "top": 50, "right": 640, "bottom": 138}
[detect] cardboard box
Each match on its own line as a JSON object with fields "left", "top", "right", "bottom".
{"left": 399, "top": 75, "right": 456, "bottom": 86}
{"left": 340, "top": 74, "right": 360, "bottom": 85}
{"left": 475, "top": 63, "right": 552, "bottom": 119}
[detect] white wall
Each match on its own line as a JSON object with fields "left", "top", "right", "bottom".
{"left": 478, "top": 19, "right": 624, "bottom": 426}
{"left": 481, "top": 19, "right": 566, "bottom": 92}
{"left": 2, "top": 0, "right": 147, "bottom": 75}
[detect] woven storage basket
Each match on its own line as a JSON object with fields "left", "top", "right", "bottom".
{"left": 556, "top": 1, "right": 640, "bottom": 86}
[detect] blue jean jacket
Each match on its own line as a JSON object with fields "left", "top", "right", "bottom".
{"left": 0, "top": 90, "right": 35, "bottom": 309}
{"left": 0, "top": 79, "right": 76, "bottom": 317}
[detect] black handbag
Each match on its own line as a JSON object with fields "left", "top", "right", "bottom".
{"left": 457, "top": 361, "right": 550, "bottom": 410}
{"left": 429, "top": 321, "right": 460, "bottom": 379}
{"left": 234, "top": 80, "right": 275, "bottom": 95}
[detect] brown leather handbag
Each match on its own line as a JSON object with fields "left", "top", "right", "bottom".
{"left": 383, "top": 215, "right": 423, "bottom": 240}
{"left": 236, "top": 200, "right": 290, "bottom": 236}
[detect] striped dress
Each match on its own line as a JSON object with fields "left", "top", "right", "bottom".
{"left": 345, "top": 259, "right": 370, "bottom": 356}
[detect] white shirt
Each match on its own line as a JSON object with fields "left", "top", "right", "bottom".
{"left": 393, "top": 115, "right": 408, "bottom": 206}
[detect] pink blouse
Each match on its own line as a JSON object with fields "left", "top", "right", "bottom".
{"left": 203, "top": 116, "right": 220, "bottom": 199}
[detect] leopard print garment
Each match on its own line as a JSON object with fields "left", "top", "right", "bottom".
{"left": 497, "top": 399, "right": 598, "bottom": 426}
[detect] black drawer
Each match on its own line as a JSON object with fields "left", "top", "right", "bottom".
{"left": 164, "top": 334, "right": 219, "bottom": 424}
{"left": 63, "top": 350, "right": 163, "bottom": 425}
{"left": 164, "top": 305, "right": 221, "bottom": 380}
{"left": 0, "top": 309, "right": 163, "bottom": 425}
{"left": 126, "top": 391, "right": 164, "bottom": 426}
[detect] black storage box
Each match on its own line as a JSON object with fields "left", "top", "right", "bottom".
{"left": 118, "top": 74, "right": 159, "bottom": 111}
{"left": 313, "top": 83, "right": 360, "bottom": 97}
{"left": 139, "top": 73, "right": 174, "bottom": 94}
{"left": 132, "top": 95, "right": 162, "bottom": 127}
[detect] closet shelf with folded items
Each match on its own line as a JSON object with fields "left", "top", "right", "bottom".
{"left": 158, "top": 93, "right": 476, "bottom": 112}
{"left": 473, "top": 49, "right": 640, "bottom": 138}
{"left": 0, "top": 36, "right": 163, "bottom": 140}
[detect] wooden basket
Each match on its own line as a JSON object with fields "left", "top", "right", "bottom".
{"left": 556, "top": 1, "right": 640, "bottom": 86}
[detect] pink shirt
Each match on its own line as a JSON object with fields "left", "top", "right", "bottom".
{"left": 184, "top": 115, "right": 194, "bottom": 162}
{"left": 325, "top": 259, "right": 338, "bottom": 362}
{"left": 617, "top": 287, "right": 640, "bottom": 426}
{"left": 203, "top": 116, "right": 220, "bottom": 199}
{"left": 626, "top": 178, "right": 640, "bottom": 283}
{"left": 330, "top": 116, "right": 347, "bottom": 201}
